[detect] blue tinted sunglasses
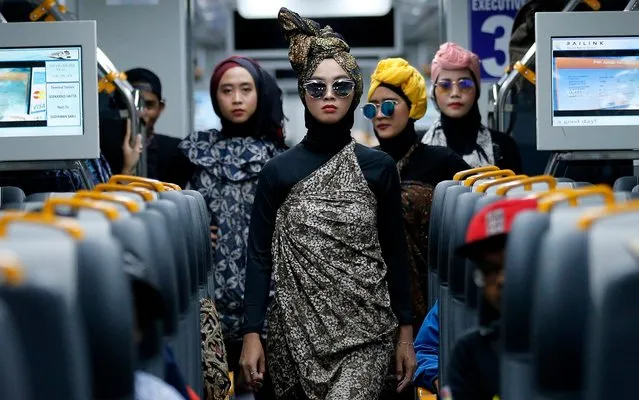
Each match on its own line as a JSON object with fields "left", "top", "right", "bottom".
{"left": 362, "top": 100, "right": 398, "bottom": 120}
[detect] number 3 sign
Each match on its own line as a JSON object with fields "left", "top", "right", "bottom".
{"left": 469, "top": 0, "right": 524, "bottom": 80}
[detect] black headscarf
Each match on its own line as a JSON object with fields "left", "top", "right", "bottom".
{"left": 210, "top": 56, "right": 285, "bottom": 145}
{"left": 439, "top": 102, "right": 484, "bottom": 156}
{"left": 433, "top": 71, "right": 486, "bottom": 158}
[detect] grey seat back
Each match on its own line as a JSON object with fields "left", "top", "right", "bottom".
{"left": 183, "top": 190, "right": 212, "bottom": 296}
{"left": 585, "top": 235, "right": 639, "bottom": 400}
{"left": 0, "top": 227, "right": 91, "bottom": 400}
{"left": 0, "top": 186, "right": 26, "bottom": 208}
{"left": 76, "top": 222, "right": 136, "bottom": 399}
{"left": 530, "top": 209, "right": 618, "bottom": 400}
{"left": 32, "top": 205, "right": 137, "bottom": 400}
{"left": 183, "top": 190, "right": 210, "bottom": 290}
{"left": 428, "top": 180, "right": 459, "bottom": 308}
{"left": 447, "top": 191, "right": 483, "bottom": 360}
{"left": 613, "top": 176, "right": 639, "bottom": 191}
{"left": 157, "top": 190, "right": 204, "bottom": 395}
{"left": 501, "top": 211, "right": 550, "bottom": 400}
{"left": 0, "top": 297, "right": 30, "bottom": 400}
{"left": 437, "top": 184, "right": 470, "bottom": 385}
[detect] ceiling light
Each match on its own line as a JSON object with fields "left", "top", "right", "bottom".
{"left": 237, "top": 0, "right": 392, "bottom": 19}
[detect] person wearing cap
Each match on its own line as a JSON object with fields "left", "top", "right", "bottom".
{"left": 125, "top": 68, "right": 192, "bottom": 188}
{"left": 446, "top": 197, "right": 538, "bottom": 400}
{"left": 423, "top": 42, "right": 522, "bottom": 173}
{"left": 366, "top": 58, "right": 470, "bottom": 334}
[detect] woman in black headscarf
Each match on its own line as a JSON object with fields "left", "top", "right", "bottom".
{"left": 365, "top": 58, "right": 470, "bottom": 335}
{"left": 240, "top": 8, "right": 416, "bottom": 400}
{"left": 422, "top": 42, "right": 522, "bottom": 173}
{"left": 178, "top": 56, "right": 286, "bottom": 399}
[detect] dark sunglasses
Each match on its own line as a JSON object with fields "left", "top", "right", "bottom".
{"left": 435, "top": 78, "right": 475, "bottom": 93}
{"left": 303, "top": 79, "right": 355, "bottom": 99}
{"left": 362, "top": 100, "right": 398, "bottom": 120}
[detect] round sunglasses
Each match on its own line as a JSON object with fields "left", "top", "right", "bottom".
{"left": 435, "top": 78, "right": 475, "bottom": 93}
{"left": 362, "top": 100, "right": 398, "bottom": 120}
{"left": 303, "top": 79, "right": 355, "bottom": 99}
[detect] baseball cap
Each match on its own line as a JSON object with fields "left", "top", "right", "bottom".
{"left": 126, "top": 68, "right": 162, "bottom": 100}
{"left": 456, "top": 198, "right": 539, "bottom": 261}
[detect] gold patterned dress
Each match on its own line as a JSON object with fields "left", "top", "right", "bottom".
{"left": 266, "top": 141, "right": 398, "bottom": 400}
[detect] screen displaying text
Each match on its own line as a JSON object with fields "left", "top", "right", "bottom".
{"left": 0, "top": 47, "right": 83, "bottom": 137}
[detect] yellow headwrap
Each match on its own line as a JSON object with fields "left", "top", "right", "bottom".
{"left": 368, "top": 58, "right": 427, "bottom": 120}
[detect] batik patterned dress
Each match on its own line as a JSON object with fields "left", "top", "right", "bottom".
{"left": 179, "top": 129, "right": 284, "bottom": 343}
{"left": 266, "top": 141, "right": 398, "bottom": 400}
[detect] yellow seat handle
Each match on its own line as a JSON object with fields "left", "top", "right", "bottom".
{"left": 464, "top": 169, "right": 515, "bottom": 187}
{"left": 162, "top": 182, "right": 182, "bottom": 191}
{"left": 525, "top": 187, "right": 574, "bottom": 200}
{"left": 417, "top": 387, "right": 437, "bottom": 400}
{"left": 495, "top": 175, "right": 556, "bottom": 196}
{"left": 93, "top": 183, "right": 154, "bottom": 202}
{"left": 109, "top": 175, "right": 166, "bottom": 192}
{"left": 29, "top": 0, "right": 66, "bottom": 21}
{"left": 578, "top": 199, "right": 639, "bottom": 230}
{"left": 98, "top": 71, "right": 127, "bottom": 94}
{"left": 514, "top": 61, "right": 536, "bottom": 85}
{"left": 43, "top": 197, "right": 119, "bottom": 221}
{"left": 538, "top": 184, "right": 614, "bottom": 213}
{"left": 74, "top": 191, "right": 140, "bottom": 213}
{"left": 583, "top": 0, "right": 601, "bottom": 10}
{"left": 0, "top": 212, "right": 84, "bottom": 240}
{"left": 476, "top": 175, "right": 528, "bottom": 193}
{"left": 453, "top": 166, "right": 500, "bottom": 181}
{"left": 0, "top": 250, "right": 24, "bottom": 287}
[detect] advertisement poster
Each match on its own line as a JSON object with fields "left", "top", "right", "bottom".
{"left": 469, "top": 0, "right": 525, "bottom": 80}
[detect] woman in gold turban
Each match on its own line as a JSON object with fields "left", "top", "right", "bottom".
{"left": 240, "top": 7, "right": 416, "bottom": 400}
{"left": 365, "top": 58, "right": 469, "bottom": 330}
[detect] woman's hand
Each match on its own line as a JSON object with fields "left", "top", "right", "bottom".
{"left": 239, "top": 333, "right": 266, "bottom": 391}
{"left": 396, "top": 325, "right": 417, "bottom": 393}
{"left": 121, "top": 119, "right": 143, "bottom": 174}
{"left": 210, "top": 225, "right": 218, "bottom": 249}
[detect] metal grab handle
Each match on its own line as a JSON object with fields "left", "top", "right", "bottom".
{"left": 625, "top": 0, "right": 639, "bottom": 11}
{"left": 492, "top": 0, "right": 596, "bottom": 133}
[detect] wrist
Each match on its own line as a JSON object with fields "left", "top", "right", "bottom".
{"left": 243, "top": 332, "right": 261, "bottom": 342}
{"left": 398, "top": 325, "right": 413, "bottom": 341}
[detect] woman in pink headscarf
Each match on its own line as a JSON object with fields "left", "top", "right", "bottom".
{"left": 422, "top": 42, "right": 522, "bottom": 172}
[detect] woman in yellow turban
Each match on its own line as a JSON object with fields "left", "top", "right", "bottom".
{"left": 366, "top": 58, "right": 469, "bottom": 332}
{"left": 240, "top": 8, "right": 417, "bottom": 400}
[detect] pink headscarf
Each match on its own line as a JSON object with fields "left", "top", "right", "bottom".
{"left": 430, "top": 42, "right": 481, "bottom": 84}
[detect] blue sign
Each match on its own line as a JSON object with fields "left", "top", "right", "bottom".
{"left": 469, "top": 0, "right": 524, "bottom": 80}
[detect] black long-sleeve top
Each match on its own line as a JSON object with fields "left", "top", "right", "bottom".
{"left": 242, "top": 130, "right": 414, "bottom": 335}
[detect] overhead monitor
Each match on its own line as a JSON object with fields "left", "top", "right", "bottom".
{"left": 0, "top": 21, "right": 98, "bottom": 162}
{"left": 536, "top": 11, "right": 639, "bottom": 151}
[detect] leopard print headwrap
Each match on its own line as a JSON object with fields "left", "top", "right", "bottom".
{"left": 278, "top": 7, "right": 363, "bottom": 106}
